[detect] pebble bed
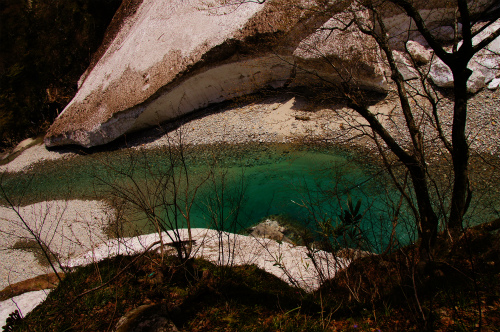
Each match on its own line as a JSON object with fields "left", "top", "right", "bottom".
{"left": 0, "top": 200, "right": 113, "bottom": 290}
{"left": 1, "top": 88, "right": 499, "bottom": 173}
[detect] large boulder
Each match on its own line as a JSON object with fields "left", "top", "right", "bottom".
{"left": 429, "top": 19, "right": 500, "bottom": 93}
{"left": 292, "top": 9, "right": 387, "bottom": 90}
{"left": 45, "top": 0, "right": 498, "bottom": 148}
{"left": 44, "top": 0, "right": 388, "bottom": 148}
{"left": 380, "top": 0, "right": 496, "bottom": 50}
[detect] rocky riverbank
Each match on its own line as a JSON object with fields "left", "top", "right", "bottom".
{"left": 0, "top": 200, "right": 112, "bottom": 290}
{"left": 2, "top": 86, "right": 499, "bottom": 173}
{"left": 0, "top": 86, "right": 499, "bottom": 326}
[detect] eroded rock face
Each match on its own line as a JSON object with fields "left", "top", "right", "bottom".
{"left": 45, "top": 0, "right": 498, "bottom": 148}
{"left": 44, "top": 0, "right": 386, "bottom": 148}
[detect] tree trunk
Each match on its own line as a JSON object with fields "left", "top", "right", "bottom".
{"left": 448, "top": 66, "right": 472, "bottom": 240}
{"left": 408, "top": 164, "right": 439, "bottom": 258}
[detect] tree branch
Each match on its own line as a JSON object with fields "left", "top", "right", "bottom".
{"left": 389, "top": 0, "right": 451, "bottom": 63}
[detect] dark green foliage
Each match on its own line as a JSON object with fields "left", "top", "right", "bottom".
{"left": 9, "top": 226, "right": 500, "bottom": 331}
{"left": 0, "top": 0, "right": 121, "bottom": 148}
{"left": 316, "top": 195, "right": 367, "bottom": 252}
{"left": 13, "top": 253, "right": 311, "bottom": 331}
{"left": 2, "top": 310, "right": 22, "bottom": 332}
{"left": 339, "top": 195, "right": 362, "bottom": 226}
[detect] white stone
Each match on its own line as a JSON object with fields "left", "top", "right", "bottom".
{"left": 467, "top": 56, "right": 499, "bottom": 93}
{"left": 67, "top": 228, "right": 350, "bottom": 292}
{"left": 44, "top": 0, "right": 388, "bottom": 148}
{"left": 0, "top": 290, "right": 50, "bottom": 327}
{"left": 394, "top": 51, "right": 419, "bottom": 80}
{"left": 406, "top": 40, "right": 433, "bottom": 65}
{"left": 487, "top": 77, "right": 500, "bottom": 90}
{"left": 429, "top": 19, "right": 500, "bottom": 93}
{"left": 429, "top": 58, "right": 454, "bottom": 88}
{"left": 250, "top": 219, "right": 290, "bottom": 243}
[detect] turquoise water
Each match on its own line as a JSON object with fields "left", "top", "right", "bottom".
{"left": 2, "top": 143, "right": 499, "bottom": 253}
{"left": 1, "top": 143, "right": 416, "bottom": 251}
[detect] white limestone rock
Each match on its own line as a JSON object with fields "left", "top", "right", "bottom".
{"left": 487, "top": 78, "right": 500, "bottom": 90}
{"left": 44, "top": 0, "right": 389, "bottom": 148}
{"left": 293, "top": 9, "right": 388, "bottom": 92}
{"left": 249, "top": 219, "right": 291, "bottom": 243}
{"left": 429, "top": 57, "right": 455, "bottom": 89}
{"left": 44, "top": 0, "right": 498, "bottom": 148}
{"left": 382, "top": 0, "right": 494, "bottom": 50}
{"left": 406, "top": 40, "right": 433, "bottom": 65}
{"left": 394, "top": 51, "right": 419, "bottom": 80}
{"left": 429, "top": 19, "right": 500, "bottom": 93}
{"left": 67, "top": 228, "right": 349, "bottom": 291}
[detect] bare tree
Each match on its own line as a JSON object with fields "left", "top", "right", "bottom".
{"left": 94, "top": 131, "right": 208, "bottom": 262}
{"left": 202, "top": 165, "right": 246, "bottom": 272}
{"left": 230, "top": 0, "right": 499, "bottom": 257}
{"left": 340, "top": 0, "right": 499, "bottom": 256}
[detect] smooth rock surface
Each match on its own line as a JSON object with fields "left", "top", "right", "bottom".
{"left": 488, "top": 77, "right": 500, "bottom": 90}
{"left": 394, "top": 51, "right": 419, "bottom": 81}
{"left": 406, "top": 40, "right": 433, "bottom": 65}
{"left": 429, "top": 57, "right": 455, "bottom": 89}
{"left": 44, "top": 0, "right": 361, "bottom": 148}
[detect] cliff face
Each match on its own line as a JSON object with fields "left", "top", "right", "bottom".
{"left": 44, "top": 0, "right": 386, "bottom": 148}
{"left": 44, "top": 0, "right": 499, "bottom": 148}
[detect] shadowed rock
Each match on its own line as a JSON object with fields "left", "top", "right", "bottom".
{"left": 114, "top": 304, "right": 178, "bottom": 332}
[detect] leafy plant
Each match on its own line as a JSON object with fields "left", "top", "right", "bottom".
{"left": 339, "top": 195, "right": 362, "bottom": 226}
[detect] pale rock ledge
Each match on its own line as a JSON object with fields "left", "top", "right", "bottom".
{"left": 44, "top": 0, "right": 386, "bottom": 148}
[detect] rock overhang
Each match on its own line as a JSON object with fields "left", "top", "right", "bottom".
{"left": 49, "top": 0, "right": 485, "bottom": 148}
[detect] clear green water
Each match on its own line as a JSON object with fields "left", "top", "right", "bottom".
{"left": 0, "top": 143, "right": 416, "bottom": 251}
{"left": 2, "top": 143, "right": 499, "bottom": 253}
